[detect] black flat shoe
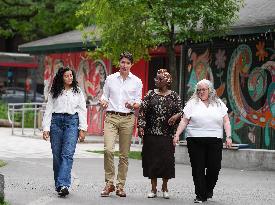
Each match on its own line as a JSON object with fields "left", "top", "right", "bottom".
{"left": 194, "top": 196, "right": 206, "bottom": 203}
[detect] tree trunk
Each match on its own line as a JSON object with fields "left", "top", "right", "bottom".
{"left": 167, "top": 44, "right": 178, "bottom": 92}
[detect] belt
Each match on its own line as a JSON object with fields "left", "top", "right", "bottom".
{"left": 107, "top": 111, "right": 134, "bottom": 116}
{"left": 53, "top": 112, "right": 77, "bottom": 116}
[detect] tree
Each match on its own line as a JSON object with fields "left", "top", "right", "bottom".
{"left": 77, "top": 0, "right": 243, "bottom": 90}
{"left": 0, "top": 0, "right": 84, "bottom": 41}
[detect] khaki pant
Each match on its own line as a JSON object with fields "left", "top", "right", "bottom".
{"left": 103, "top": 113, "right": 135, "bottom": 188}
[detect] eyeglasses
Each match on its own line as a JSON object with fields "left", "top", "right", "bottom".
{"left": 197, "top": 88, "right": 208, "bottom": 93}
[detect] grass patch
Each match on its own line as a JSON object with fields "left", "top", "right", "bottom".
{"left": 88, "top": 150, "right": 142, "bottom": 160}
{"left": 0, "top": 160, "right": 7, "bottom": 168}
{"left": 0, "top": 198, "right": 9, "bottom": 205}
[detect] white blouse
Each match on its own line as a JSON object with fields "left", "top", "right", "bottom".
{"left": 42, "top": 88, "right": 88, "bottom": 132}
{"left": 183, "top": 98, "right": 228, "bottom": 138}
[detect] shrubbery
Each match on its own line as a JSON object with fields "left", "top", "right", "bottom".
{"left": 0, "top": 101, "right": 36, "bottom": 128}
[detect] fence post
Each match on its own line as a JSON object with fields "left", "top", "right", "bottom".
{"left": 11, "top": 105, "right": 14, "bottom": 135}
{"left": 33, "top": 104, "right": 37, "bottom": 135}
{"left": 22, "top": 104, "right": 25, "bottom": 135}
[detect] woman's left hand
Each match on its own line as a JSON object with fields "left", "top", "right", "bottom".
{"left": 225, "top": 137, "right": 232, "bottom": 148}
{"left": 79, "top": 130, "right": 86, "bottom": 142}
{"left": 168, "top": 114, "right": 178, "bottom": 125}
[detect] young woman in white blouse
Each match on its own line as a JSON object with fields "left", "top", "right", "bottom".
{"left": 174, "top": 79, "right": 232, "bottom": 203}
{"left": 42, "top": 67, "right": 87, "bottom": 197}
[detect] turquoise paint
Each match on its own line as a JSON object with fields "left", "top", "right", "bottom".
{"left": 264, "top": 121, "right": 271, "bottom": 147}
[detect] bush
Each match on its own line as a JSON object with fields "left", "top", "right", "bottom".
{"left": 0, "top": 101, "right": 8, "bottom": 119}
{"left": 0, "top": 160, "right": 6, "bottom": 168}
{"left": 0, "top": 101, "right": 36, "bottom": 128}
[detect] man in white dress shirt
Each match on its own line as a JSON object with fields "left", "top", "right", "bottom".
{"left": 100, "top": 52, "right": 143, "bottom": 197}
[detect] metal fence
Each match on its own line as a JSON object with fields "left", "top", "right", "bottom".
{"left": 8, "top": 102, "right": 46, "bottom": 136}
{"left": 7, "top": 102, "right": 142, "bottom": 145}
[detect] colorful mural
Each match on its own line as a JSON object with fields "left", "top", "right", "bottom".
{"left": 43, "top": 52, "right": 108, "bottom": 104}
{"left": 185, "top": 38, "right": 275, "bottom": 149}
{"left": 187, "top": 48, "right": 214, "bottom": 97}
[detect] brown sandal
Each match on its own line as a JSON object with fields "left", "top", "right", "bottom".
{"left": 101, "top": 184, "right": 115, "bottom": 197}
{"left": 116, "top": 187, "right": 126, "bottom": 197}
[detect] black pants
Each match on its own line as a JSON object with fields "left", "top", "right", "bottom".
{"left": 187, "top": 137, "right": 223, "bottom": 200}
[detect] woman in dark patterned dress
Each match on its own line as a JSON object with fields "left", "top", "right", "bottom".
{"left": 138, "top": 69, "right": 182, "bottom": 199}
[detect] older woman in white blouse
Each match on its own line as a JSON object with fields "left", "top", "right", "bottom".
{"left": 174, "top": 79, "right": 232, "bottom": 203}
{"left": 42, "top": 67, "right": 87, "bottom": 197}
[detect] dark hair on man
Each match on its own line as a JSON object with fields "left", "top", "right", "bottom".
{"left": 119, "top": 51, "right": 133, "bottom": 64}
{"left": 50, "top": 66, "right": 79, "bottom": 99}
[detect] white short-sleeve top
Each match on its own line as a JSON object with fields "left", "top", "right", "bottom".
{"left": 183, "top": 98, "right": 228, "bottom": 138}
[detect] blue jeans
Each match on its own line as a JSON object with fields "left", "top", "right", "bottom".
{"left": 50, "top": 113, "right": 79, "bottom": 189}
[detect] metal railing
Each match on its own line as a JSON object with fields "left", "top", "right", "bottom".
{"left": 7, "top": 102, "right": 142, "bottom": 145}
{"left": 8, "top": 102, "right": 46, "bottom": 136}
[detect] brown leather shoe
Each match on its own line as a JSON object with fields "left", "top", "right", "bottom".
{"left": 101, "top": 184, "right": 115, "bottom": 197}
{"left": 116, "top": 187, "right": 126, "bottom": 197}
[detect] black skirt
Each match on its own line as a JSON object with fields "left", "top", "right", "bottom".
{"left": 142, "top": 134, "right": 175, "bottom": 179}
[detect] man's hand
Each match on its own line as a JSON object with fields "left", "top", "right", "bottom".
{"left": 125, "top": 102, "right": 133, "bottom": 109}
{"left": 125, "top": 102, "right": 140, "bottom": 110}
{"left": 43, "top": 131, "right": 50, "bottom": 141}
{"left": 79, "top": 130, "right": 86, "bottom": 142}
{"left": 99, "top": 99, "right": 108, "bottom": 109}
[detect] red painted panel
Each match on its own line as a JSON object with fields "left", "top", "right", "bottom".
{"left": 131, "top": 59, "right": 149, "bottom": 97}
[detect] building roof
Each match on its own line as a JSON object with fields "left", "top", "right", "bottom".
{"left": 0, "top": 52, "right": 38, "bottom": 68}
{"left": 19, "top": 0, "right": 275, "bottom": 54}
{"left": 230, "top": 0, "right": 275, "bottom": 34}
{"left": 18, "top": 27, "right": 99, "bottom": 54}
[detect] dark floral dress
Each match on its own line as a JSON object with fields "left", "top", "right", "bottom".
{"left": 138, "top": 89, "right": 182, "bottom": 179}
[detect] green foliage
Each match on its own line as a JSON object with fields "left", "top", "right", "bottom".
{"left": 0, "top": 0, "right": 85, "bottom": 41}
{"left": 88, "top": 150, "right": 142, "bottom": 160}
{"left": 0, "top": 160, "right": 7, "bottom": 168}
{"left": 0, "top": 101, "right": 8, "bottom": 119}
{"left": 77, "top": 0, "right": 243, "bottom": 89}
{"left": 77, "top": 0, "right": 243, "bottom": 62}
{"left": 0, "top": 198, "right": 9, "bottom": 205}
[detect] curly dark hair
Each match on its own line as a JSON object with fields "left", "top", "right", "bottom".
{"left": 50, "top": 66, "right": 79, "bottom": 99}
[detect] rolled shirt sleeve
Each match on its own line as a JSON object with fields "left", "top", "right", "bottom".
{"left": 134, "top": 79, "right": 143, "bottom": 105}
{"left": 42, "top": 94, "right": 53, "bottom": 132}
{"left": 78, "top": 89, "right": 88, "bottom": 131}
{"left": 183, "top": 101, "right": 192, "bottom": 120}
{"left": 219, "top": 99, "right": 228, "bottom": 117}
{"left": 100, "top": 77, "right": 110, "bottom": 102}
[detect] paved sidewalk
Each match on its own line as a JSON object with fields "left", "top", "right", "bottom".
{"left": 0, "top": 127, "right": 141, "bottom": 158}
{"left": 0, "top": 127, "right": 275, "bottom": 205}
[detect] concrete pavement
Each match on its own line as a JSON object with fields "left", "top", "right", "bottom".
{"left": 0, "top": 127, "right": 275, "bottom": 205}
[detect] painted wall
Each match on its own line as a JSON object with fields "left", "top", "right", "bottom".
{"left": 183, "top": 37, "right": 275, "bottom": 149}
{"left": 41, "top": 51, "right": 149, "bottom": 135}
